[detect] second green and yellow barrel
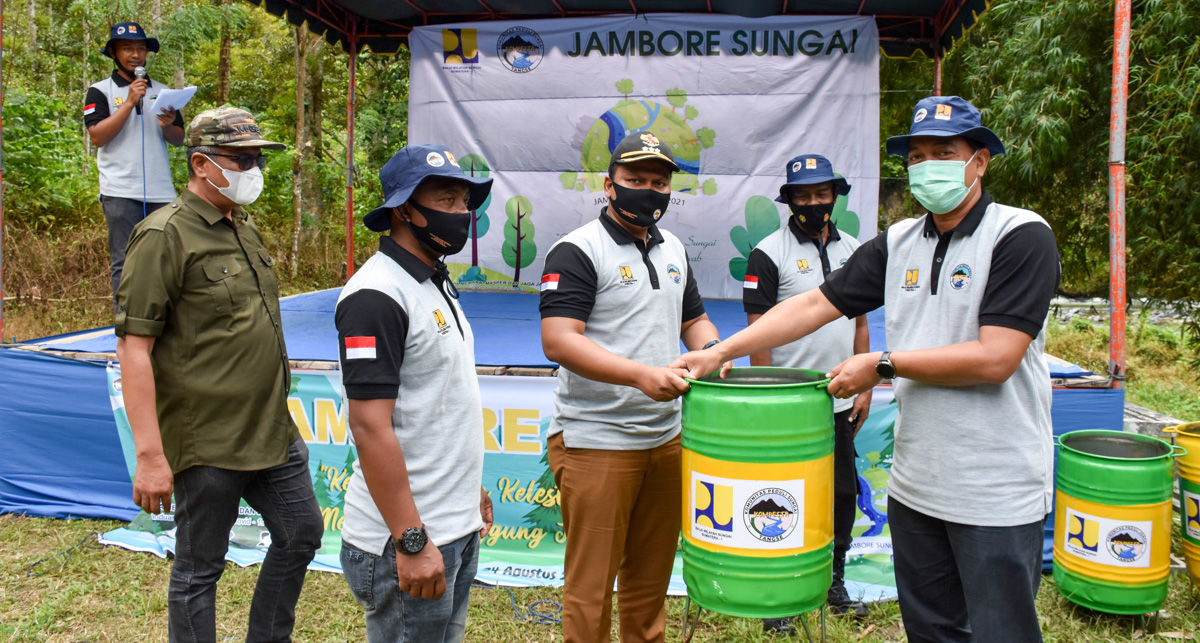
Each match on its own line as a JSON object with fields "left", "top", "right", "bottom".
{"left": 681, "top": 367, "right": 834, "bottom": 619}
{"left": 1163, "top": 422, "right": 1200, "bottom": 589}
{"left": 1052, "top": 430, "right": 1177, "bottom": 615}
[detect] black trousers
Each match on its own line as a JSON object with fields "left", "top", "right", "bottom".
{"left": 889, "top": 498, "right": 1046, "bottom": 643}
{"left": 832, "top": 408, "right": 859, "bottom": 564}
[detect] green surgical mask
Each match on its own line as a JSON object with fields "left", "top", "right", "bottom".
{"left": 907, "top": 150, "right": 980, "bottom": 214}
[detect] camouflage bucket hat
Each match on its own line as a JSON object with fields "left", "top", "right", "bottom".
{"left": 186, "top": 107, "right": 286, "bottom": 150}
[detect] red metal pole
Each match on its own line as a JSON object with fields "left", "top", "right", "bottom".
{"left": 933, "top": 48, "right": 942, "bottom": 96}
{"left": 1, "top": 0, "right": 6, "bottom": 341}
{"left": 345, "top": 26, "right": 358, "bottom": 280}
{"left": 1108, "top": 0, "right": 1130, "bottom": 388}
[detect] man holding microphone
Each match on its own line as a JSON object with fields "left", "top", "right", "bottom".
{"left": 84, "top": 22, "right": 185, "bottom": 305}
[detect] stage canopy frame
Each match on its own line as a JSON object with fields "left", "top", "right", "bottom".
{"left": 0, "top": 0, "right": 1133, "bottom": 388}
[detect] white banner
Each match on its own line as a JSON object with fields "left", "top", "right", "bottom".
{"left": 409, "top": 14, "right": 880, "bottom": 298}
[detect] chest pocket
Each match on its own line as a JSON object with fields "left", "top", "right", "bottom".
{"left": 203, "top": 256, "right": 252, "bottom": 313}
{"left": 255, "top": 247, "right": 280, "bottom": 299}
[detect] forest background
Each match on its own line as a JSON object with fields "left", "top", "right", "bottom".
{"left": 1, "top": 0, "right": 1197, "bottom": 347}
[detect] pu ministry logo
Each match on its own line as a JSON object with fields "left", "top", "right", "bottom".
{"left": 441, "top": 28, "right": 481, "bottom": 73}
{"left": 694, "top": 480, "right": 733, "bottom": 533}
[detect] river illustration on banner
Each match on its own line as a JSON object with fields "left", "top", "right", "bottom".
{"left": 559, "top": 79, "right": 719, "bottom": 197}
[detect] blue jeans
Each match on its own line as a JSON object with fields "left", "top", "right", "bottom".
{"left": 168, "top": 438, "right": 324, "bottom": 643}
{"left": 101, "top": 195, "right": 169, "bottom": 306}
{"left": 340, "top": 532, "right": 480, "bottom": 643}
{"left": 889, "top": 498, "right": 1046, "bottom": 643}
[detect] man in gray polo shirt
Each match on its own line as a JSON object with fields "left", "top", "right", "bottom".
{"left": 674, "top": 96, "right": 1060, "bottom": 643}
{"left": 745, "top": 154, "right": 871, "bottom": 629}
{"left": 84, "top": 22, "right": 185, "bottom": 304}
{"left": 540, "top": 132, "right": 725, "bottom": 642}
{"left": 336, "top": 143, "right": 494, "bottom": 642}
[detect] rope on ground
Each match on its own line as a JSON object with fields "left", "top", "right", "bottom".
{"left": 473, "top": 582, "right": 563, "bottom": 625}
{"left": 26, "top": 531, "right": 102, "bottom": 578}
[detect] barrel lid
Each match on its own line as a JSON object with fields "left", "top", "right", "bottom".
{"left": 1058, "top": 430, "right": 1173, "bottom": 460}
{"left": 689, "top": 367, "right": 830, "bottom": 389}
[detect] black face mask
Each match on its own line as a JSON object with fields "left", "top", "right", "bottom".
{"left": 610, "top": 183, "right": 671, "bottom": 228}
{"left": 403, "top": 201, "right": 471, "bottom": 257}
{"left": 789, "top": 202, "right": 835, "bottom": 235}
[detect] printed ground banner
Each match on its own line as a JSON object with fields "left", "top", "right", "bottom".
{"left": 101, "top": 366, "right": 898, "bottom": 602}
{"left": 408, "top": 14, "right": 880, "bottom": 299}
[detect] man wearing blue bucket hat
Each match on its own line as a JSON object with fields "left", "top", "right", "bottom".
{"left": 335, "top": 144, "right": 495, "bottom": 641}
{"left": 84, "top": 22, "right": 185, "bottom": 306}
{"left": 674, "top": 95, "right": 1060, "bottom": 642}
{"left": 744, "top": 154, "right": 871, "bottom": 630}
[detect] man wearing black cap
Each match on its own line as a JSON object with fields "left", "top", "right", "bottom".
{"left": 84, "top": 22, "right": 185, "bottom": 305}
{"left": 673, "top": 96, "right": 1060, "bottom": 642}
{"left": 335, "top": 144, "right": 495, "bottom": 642}
{"left": 745, "top": 154, "right": 871, "bottom": 630}
{"left": 540, "top": 132, "right": 726, "bottom": 642}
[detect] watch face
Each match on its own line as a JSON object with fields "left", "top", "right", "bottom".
{"left": 399, "top": 527, "right": 427, "bottom": 554}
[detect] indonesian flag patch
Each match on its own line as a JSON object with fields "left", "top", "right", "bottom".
{"left": 344, "top": 336, "right": 377, "bottom": 360}
{"left": 541, "top": 274, "right": 561, "bottom": 291}
{"left": 84, "top": 103, "right": 97, "bottom": 115}
{"left": 743, "top": 275, "right": 759, "bottom": 289}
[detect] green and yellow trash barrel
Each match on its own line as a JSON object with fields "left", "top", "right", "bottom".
{"left": 680, "top": 367, "right": 834, "bottom": 618}
{"left": 1163, "top": 422, "right": 1200, "bottom": 589}
{"left": 1052, "top": 430, "right": 1183, "bottom": 614}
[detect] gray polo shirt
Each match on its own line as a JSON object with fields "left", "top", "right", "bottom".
{"left": 744, "top": 218, "right": 862, "bottom": 412}
{"left": 335, "top": 237, "right": 484, "bottom": 553}
{"left": 821, "top": 192, "right": 1061, "bottom": 527}
{"left": 539, "top": 210, "right": 706, "bottom": 450}
{"left": 84, "top": 70, "right": 180, "bottom": 202}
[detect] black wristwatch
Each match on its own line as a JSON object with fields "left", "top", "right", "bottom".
{"left": 395, "top": 525, "right": 428, "bottom": 555}
{"left": 875, "top": 351, "right": 897, "bottom": 379}
{"left": 702, "top": 339, "right": 722, "bottom": 350}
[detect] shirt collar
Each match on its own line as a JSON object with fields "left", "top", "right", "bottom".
{"left": 922, "top": 190, "right": 992, "bottom": 238}
{"left": 598, "top": 208, "right": 664, "bottom": 249}
{"left": 787, "top": 215, "right": 841, "bottom": 246}
{"left": 182, "top": 189, "right": 229, "bottom": 226}
{"left": 110, "top": 69, "right": 150, "bottom": 87}
{"left": 378, "top": 236, "right": 438, "bottom": 283}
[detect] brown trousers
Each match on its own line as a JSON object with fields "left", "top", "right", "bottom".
{"left": 548, "top": 433, "right": 682, "bottom": 643}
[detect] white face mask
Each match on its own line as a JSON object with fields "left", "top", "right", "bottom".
{"left": 202, "top": 154, "right": 264, "bottom": 205}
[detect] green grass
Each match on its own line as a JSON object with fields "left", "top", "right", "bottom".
{"left": 2, "top": 514, "right": 1199, "bottom": 642}
{"left": 1045, "top": 316, "right": 1200, "bottom": 422}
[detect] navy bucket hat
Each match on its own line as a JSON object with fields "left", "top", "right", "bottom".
{"left": 885, "top": 95, "right": 1005, "bottom": 157}
{"left": 363, "top": 143, "right": 494, "bottom": 233}
{"left": 775, "top": 154, "right": 851, "bottom": 203}
{"left": 101, "top": 22, "right": 160, "bottom": 58}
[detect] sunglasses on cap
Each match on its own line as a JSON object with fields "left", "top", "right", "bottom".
{"left": 207, "top": 152, "right": 268, "bottom": 171}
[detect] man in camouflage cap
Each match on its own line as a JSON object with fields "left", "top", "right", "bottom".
{"left": 116, "top": 106, "right": 323, "bottom": 642}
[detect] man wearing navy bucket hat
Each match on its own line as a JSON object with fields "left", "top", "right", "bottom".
{"left": 744, "top": 154, "right": 871, "bottom": 631}
{"left": 335, "top": 144, "right": 495, "bottom": 641}
{"left": 674, "top": 95, "right": 1060, "bottom": 642}
{"left": 84, "top": 22, "right": 186, "bottom": 306}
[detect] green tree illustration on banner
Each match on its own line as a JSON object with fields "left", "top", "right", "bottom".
{"left": 502, "top": 196, "right": 537, "bottom": 286}
{"left": 336, "top": 448, "right": 357, "bottom": 515}
{"left": 313, "top": 460, "right": 331, "bottom": 510}
{"left": 457, "top": 153, "right": 492, "bottom": 283}
{"left": 615, "top": 78, "right": 633, "bottom": 101}
{"left": 728, "top": 196, "right": 782, "bottom": 281}
{"left": 522, "top": 448, "right": 564, "bottom": 539}
{"left": 830, "top": 174, "right": 861, "bottom": 238}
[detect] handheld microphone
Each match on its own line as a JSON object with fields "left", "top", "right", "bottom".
{"left": 134, "top": 66, "right": 147, "bottom": 108}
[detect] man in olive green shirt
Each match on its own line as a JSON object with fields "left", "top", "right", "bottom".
{"left": 115, "top": 107, "right": 323, "bottom": 643}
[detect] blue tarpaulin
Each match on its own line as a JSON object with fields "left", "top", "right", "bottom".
{"left": 1, "top": 290, "right": 1119, "bottom": 523}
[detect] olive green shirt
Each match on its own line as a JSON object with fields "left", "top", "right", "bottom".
{"left": 115, "top": 189, "right": 297, "bottom": 474}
